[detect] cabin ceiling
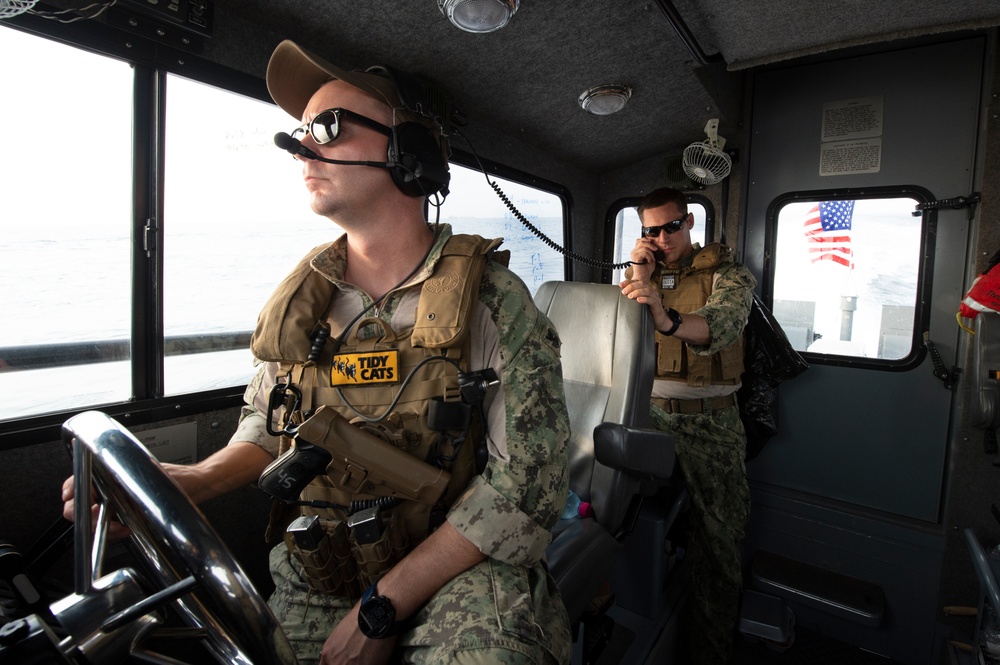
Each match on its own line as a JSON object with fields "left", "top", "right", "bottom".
{"left": 208, "top": 1, "right": 1000, "bottom": 175}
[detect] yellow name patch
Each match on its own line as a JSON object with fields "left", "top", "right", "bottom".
{"left": 331, "top": 350, "right": 399, "bottom": 385}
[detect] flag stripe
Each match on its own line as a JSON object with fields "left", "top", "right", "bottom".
{"left": 803, "top": 200, "right": 855, "bottom": 269}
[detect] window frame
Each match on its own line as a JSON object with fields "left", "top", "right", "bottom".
{"left": 0, "top": 17, "right": 267, "bottom": 449}
{"left": 0, "top": 18, "right": 573, "bottom": 449}
{"left": 448, "top": 148, "right": 573, "bottom": 281}
{"left": 762, "top": 185, "right": 936, "bottom": 372}
{"left": 603, "top": 193, "right": 715, "bottom": 284}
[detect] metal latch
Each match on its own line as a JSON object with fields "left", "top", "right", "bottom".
{"left": 924, "top": 332, "right": 958, "bottom": 390}
{"left": 143, "top": 219, "right": 158, "bottom": 256}
{"left": 912, "top": 193, "right": 981, "bottom": 217}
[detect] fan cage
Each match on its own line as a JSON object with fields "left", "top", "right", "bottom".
{"left": 682, "top": 142, "right": 732, "bottom": 185}
{"left": 0, "top": 0, "right": 37, "bottom": 18}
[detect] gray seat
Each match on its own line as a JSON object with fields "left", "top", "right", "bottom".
{"left": 534, "top": 281, "right": 679, "bottom": 623}
{"left": 965, "top": 528, "right": 1000, "bottom": 653}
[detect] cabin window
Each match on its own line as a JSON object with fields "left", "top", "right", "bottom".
{"left": 0, "top": 29, "right": 134, "bottom": 421}
{"left": 162, "top": 73, "right": 333, "bottom": 397}
{"left": 0, "top": 25, "right": 571, "bottom": 426}
{"left": 439, "top": 163, "right": 566, "bottom": 295}
{"left": 609, "top": 198, "right": 710, "bottom": 284}
{"left": 770, "top": 196, "right": 922, "bottom": 361}
{"left": 161, "top": 89, "right": 568, "bottom": 397}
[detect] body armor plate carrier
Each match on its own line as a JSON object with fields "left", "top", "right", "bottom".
{"left": 251, "top": 233, "right": 507, "bottom": 598}
{"left": 654, "top": 243, "right": 745, "bottom": 386}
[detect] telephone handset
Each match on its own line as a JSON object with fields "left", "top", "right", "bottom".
{"left": 654, "top": 249, "right": 666, "bottom": 262}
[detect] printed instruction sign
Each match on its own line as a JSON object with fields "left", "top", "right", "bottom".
{"left": 139, "top": 422, "right": 198, "bottom": 464}
{"left": 820, "top": 96, "right": 884, "bottom": 176}
{"left": 819, "top": 138, "right": 882, "bottom": 176}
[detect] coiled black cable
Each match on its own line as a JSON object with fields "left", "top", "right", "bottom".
{"left": 292, "top": 495, "right": 402, "bottom": 515}
{"left": 452, "top": 126, "right": 636, "bottom": 271}
{"left": 307, "top": 325, "right": 330, "bottom": 365}
{"left": 488, "top": 179, "right": 633, "bottom": 270}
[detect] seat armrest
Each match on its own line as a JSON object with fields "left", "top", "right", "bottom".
{"left": 594, "top": 422, "right": 677, "bottom": 480}
{"left": 546, "top": 518, "right": 621, "bottom": 622}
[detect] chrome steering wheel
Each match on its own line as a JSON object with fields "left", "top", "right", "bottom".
{"left": 60, "top": 410, "right": 297, "bottom": 665}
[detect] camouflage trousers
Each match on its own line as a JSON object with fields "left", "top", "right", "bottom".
{"left": 649, "top": 402, "right": 750, "bottom": 665}
{"left": 267, "top": 543, "right": 571, "bottom": 665}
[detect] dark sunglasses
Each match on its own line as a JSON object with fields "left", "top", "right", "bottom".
{"left": 291, "top": 107, "right": 393, "bottom": 145}
{"left": 641, "top": 215, "right": 688, "bottom": 237}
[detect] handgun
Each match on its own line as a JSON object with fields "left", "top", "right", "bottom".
{"left": 259, "top": 438, "right": 333, "bottom": 502}
{"left": 298, "top": 406, "right": 450, "bottom": 504}
{"left": 259, "top": 406, "right": 451, "bottom": 505}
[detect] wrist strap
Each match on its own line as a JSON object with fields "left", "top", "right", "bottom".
{"left": 660, "top": 308, "right": 682, "bottom": 336}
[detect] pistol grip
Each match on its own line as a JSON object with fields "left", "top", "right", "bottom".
{"left": 259, "top": 441, "right": 333, "bottom": 501}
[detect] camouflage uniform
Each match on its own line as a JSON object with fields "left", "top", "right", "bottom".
{"left": 646, "top": 243, "right": 755, "bottom": 665}
{"left": 232, "top": 224, "right": 571, "bottom": 665}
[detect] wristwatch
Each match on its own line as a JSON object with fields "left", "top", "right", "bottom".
{"left": 358, "top": 581, "right": 402, "bottom": 639}
{"left": 660, "top": 308, "right": 682, "bottom": 336}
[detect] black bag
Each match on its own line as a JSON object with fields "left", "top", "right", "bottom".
{"left": 737, "top": 294, "right": 809, "bottom": 460}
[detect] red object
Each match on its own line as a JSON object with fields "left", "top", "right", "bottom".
{"left": 960, "top": 265, "right": 1000, "bottom": 318}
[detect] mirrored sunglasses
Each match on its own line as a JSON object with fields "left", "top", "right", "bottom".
{"left": 290, "top": 107, "right": 393, "bottom": 145}
{"left": 641, "top": 216, "right": 688, "bottom": 237}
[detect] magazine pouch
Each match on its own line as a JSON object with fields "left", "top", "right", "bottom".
{"left": 350, "top": 509, "right": 410, "bottom": 591}
{"left": 287, "top": 519, "right": 363, "bottom": 600}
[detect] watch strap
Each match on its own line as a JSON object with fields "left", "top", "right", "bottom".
{"left": 660, "top": 308, "right": 682, "bottom": 336}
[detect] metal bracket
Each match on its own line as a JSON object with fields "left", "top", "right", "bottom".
{"left": 924, "top": 333, "right": 959, "bottom": 390}
{"left": 912, "top": 192, "right": 981, "bottom": 217}
{"left": 142, "top": 219, "right": 157, "bottom": 258}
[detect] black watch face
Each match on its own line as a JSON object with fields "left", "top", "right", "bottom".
{"left": 359, "top": 596, "right": 396, "bottom": 638}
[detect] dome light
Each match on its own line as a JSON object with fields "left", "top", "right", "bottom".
{"left": 438, "top": 0, "right": 519, "bottom": 34}
{"left": 578, "top": 85, "right": 633, "bottom": 116}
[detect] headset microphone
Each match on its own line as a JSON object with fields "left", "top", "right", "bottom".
{"left": 273, "top": 132, "right": 395, "bottom": 169}
{"left": 274, "top": 131, "right": 318, "bottom": 159}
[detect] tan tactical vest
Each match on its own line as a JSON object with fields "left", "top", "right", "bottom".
{"left": 250, "top": 233, "right": 506, "bottom": 597}
{"left": 655, "top": 243, "right": 744, "bottom": 386}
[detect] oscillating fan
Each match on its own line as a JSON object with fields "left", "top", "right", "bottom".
{"left": 0, "top": 0, "right": 37, "bottom": 18}
{"left": 682, "top": 118, "right": 732, "bottom": 186}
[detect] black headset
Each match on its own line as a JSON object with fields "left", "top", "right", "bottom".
{"left": 367, "top": 65, "right": 451, "bottom": 199}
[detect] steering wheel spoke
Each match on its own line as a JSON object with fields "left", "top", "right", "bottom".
{"left": 60, "top": 410, "right": 297, "bottom": 665}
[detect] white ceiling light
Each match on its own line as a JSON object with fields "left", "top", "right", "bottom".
{"left": 578, "top": 85, "right": 632, "bottom": 116}
{"left": 438, "top": 0, "right": 519, "bottom": 33}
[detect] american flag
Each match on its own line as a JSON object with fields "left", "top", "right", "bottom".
{"left": 803, "top": 200, "right": 855, "bottom": 269}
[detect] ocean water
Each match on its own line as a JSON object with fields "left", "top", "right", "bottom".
{"left": 0, "top": 216, "right": 565, "bottom": 421}
{"left": 0, "top": 197, "right": 925, "bottom": 422}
